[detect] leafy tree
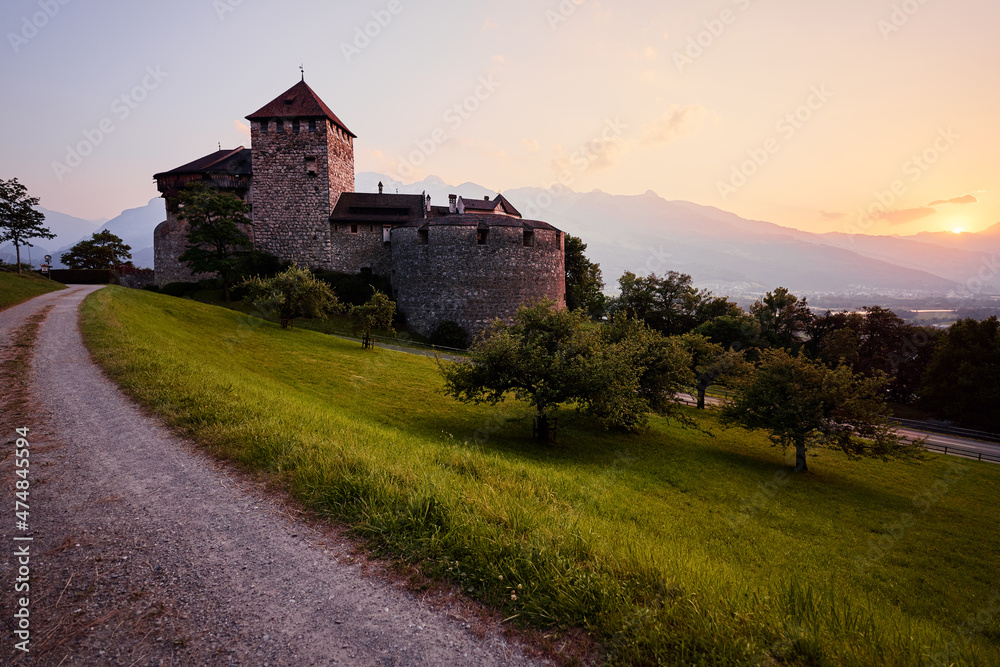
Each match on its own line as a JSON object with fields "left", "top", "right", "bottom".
{"left": 613, "top": 270, "right": 739, "bottom": 336}
{"left": 564, "top": 234, "right": 606, "bottom": 318}
{"left": 349, "top": 290, "right": 396, "bottom": 349}
{"left": 588, "top": 315, "right": 694, "bottom": 430}
{"left": 721, "top": 349, "right": 921, "bottom": 472}
{"left": 920, "top": 317, "right": 1000, "bottom": 431}
{"left": 60, "top": 230, "right": 132, "bottom": 269}
{"left": 679, "top": 333, "right": 748, "bottom": 409}
{"left": 176, "top": 183, "right": 252, "bottom": 300}
{"left": 805, "top": 307, "right": 938, "bottom": 403}
{"left": 0, "top": 177, "right": 54, "bottom": 275}
{"left": 441, "top": 302, "right": 692, "bottom": 439}
{"left": 750, "top": 287, "right": 813, "bottom": 351}
{"left": 693, "top": 312, "right": 762, "bottom": 355}
{"left": 241, "top": 263, "right": 341, "bottom": 329}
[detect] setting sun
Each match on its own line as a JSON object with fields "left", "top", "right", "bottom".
{"left": 952, "top": 227, "right": 966, "bottom": 234}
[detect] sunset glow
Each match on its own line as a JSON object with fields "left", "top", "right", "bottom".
{"left": 1, "top": 1, "right": 998, "bottom": 238}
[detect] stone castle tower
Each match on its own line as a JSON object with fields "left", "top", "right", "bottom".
{"left": 153, "top": 78, "right": 566, "bottom": 339}
{"left": 245, "top": 79, "right": 355, "bottom": 269}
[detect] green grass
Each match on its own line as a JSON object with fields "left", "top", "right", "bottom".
{"left": 0, "top": 271, "right": 65, "bottom": 310}
{"left": 80, "top": 287, "right": 1000, "bottom": 665}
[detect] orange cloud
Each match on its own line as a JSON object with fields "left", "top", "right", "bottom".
{"left": 928, "top": 194, "right": 978, "bottom": 206}
{"left": 878, "top": 207, "right": 937, "bottom": 225}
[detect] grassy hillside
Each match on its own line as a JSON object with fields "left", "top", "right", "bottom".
{"left": 80, "top": 287, "right": 1000, "bottom": 665}
{"left": 0, "top": 271, "right": 65, "bottom": 310}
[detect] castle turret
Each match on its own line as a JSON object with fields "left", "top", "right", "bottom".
{"left": 246, "top": 79, "right": 355, "bottom": 268}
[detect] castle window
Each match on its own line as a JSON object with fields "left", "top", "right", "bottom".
{"left": 292, "top": 119, "right": 300, "bottom": 133}
{"left": 477, "top": 229, "right": 488, "bottom": 245}
{"left": 523, "top": 230, "right": 535, "bottom": 247}
{"left": 418, "top": 229, "right": 429, "bottom": 245}
{"left": 259, "top": 120, "right": 268, "bottom": 133}
{"left": 351, "top": 224, "right": 358, "bottom": 234}
{"left": 383, "top": 226, "right": 391, "bottom": 244}
{"left": 276, "top": 118, "right": 284, "bottom": 133}
{"left": 305, "top": 156, "right": 317, "bottom": 175}
{"left": 309, "top": 119, "right": 317, "bottom": 133}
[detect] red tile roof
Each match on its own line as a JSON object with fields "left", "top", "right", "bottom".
{"left": 246, "top": 80, "right": 356, "bottom": 138}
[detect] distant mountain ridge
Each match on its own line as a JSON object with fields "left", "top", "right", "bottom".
{"left": 359, "top": 173, "right": 992, "bottom": 297}
{"left": 14, "top": 175, "right": 996, "bottom": 296}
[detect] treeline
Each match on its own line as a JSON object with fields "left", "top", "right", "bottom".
{"left": 565, "top": 236, "right": 1000, "bottom": 433}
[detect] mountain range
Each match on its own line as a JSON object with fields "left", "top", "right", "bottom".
{"left": 5, "top": 176, "right": 997, "bottom": 299}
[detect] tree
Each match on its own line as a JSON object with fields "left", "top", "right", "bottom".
{"left": 349, "top": 290, "right": 396, "bottom": 349}
{"left": 441, "top": 302, "right": 693, "bottom": 439}
{"left": 60, "top": 230, "right": 132, "bottom": 269}
{"left": 693, "top": 312, "right": 762, "bottom": 355}
{"left": 0, "top": 177, "right": 54, "bottom": 275}
{"left": 750, "top": 287, "right": 813, "bottom": 351}
{"left": 176, "top": 183, "right": 253, "bottom": 301}
{"left": 564, "top": 234, "right": 606, "bottom": 318}
{"left": 721, "top": 349, "right": 921, "bottom": 472}
{"left": 587, "top": 315, "right": 694, "bottom": 430}
{"left": 679, "top": 333, "right": 748, "bottom": 409}
{"left": 613, "top": 270, "right": 739, "bottom": 336}
{"left": 241, "top": 263, "right": 342, "bottom": 329}
{"left": 920, "top": 317, "right": 1000, "bottom": 431}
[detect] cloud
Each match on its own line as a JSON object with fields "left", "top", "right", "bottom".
{"left": 821, "top": 211, "right": 845, "bottom": 221}
{"left": 641, "top": 104, "right": 709, "bottom": 145}
{"left": 877, "top": 207, "right": 937, "bottom": 225}
{"left": 928, "top": 194, "right": 978, "bottom": 206}
{"left": 522, "top": 139, "right": 541, "bottom": 154}
{"left": 233, "top": 120, "right": 250, "bottom": 137}
{"left": 492, "top": 54, "right": 505, "bottom": 64}
{"left": 644, "top": 47, "right": 657, "bottom": 59}
{"left": 482, "top": 19, "right": 499, "bottom": 31}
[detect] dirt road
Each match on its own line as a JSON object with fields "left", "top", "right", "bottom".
{"left": 0, "top": 286, "right": 535, "bottom": 666}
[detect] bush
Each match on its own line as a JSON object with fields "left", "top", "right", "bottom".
{"left": 312, "top": 270, "right": 392, "bottom": 307}
{"left": 430, "top": 320, "right": 469, "bottom": 349}
{"left": 142, "top": 284, "right": 160, "bottom": 293}
{"left": 160, "top": 281, "right": 201, "bottom": 297}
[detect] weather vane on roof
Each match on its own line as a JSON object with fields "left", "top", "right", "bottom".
{"left": 300, "top": 64, "right": 304, "bottom": 81}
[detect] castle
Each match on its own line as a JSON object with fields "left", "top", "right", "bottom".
{"left": 153, "top": 79, "right": 566, "bottom": 338}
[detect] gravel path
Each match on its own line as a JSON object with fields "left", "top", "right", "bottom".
{"left": 1, "top": 287, "right": 536, "bottom": 666}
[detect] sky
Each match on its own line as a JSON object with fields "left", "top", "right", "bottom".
{"left": 1, "top": 0, "right": 997, "bottom": 237}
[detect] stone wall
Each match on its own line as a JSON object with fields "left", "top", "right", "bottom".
{"left": 153, "top": 215, "right": 211, "bottom": 286}
{"left": 329, "top": 222, "right": 392, "bottom": 275}
{"left": 390, "top": 223, "right": 565, "bottom": 339}
{"left": 250, "top": 118, "right": 354, "bottom": 269}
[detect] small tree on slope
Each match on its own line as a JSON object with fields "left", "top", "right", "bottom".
{"left": 720, "top": 348, "right": 922, "bottom": 472}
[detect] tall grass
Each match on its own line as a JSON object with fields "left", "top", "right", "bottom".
{"left": 0, "top": 271, "right": 64, "bottom": 310}
{"left": 81, "top": 287, "right": 1000, "bottom": 665}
